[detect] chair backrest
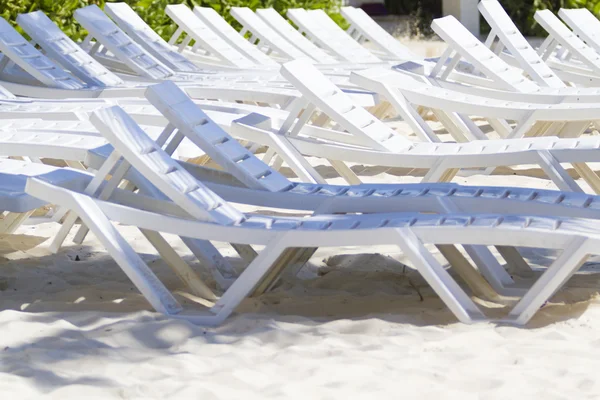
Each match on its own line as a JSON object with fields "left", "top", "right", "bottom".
{"left": 74, "top": 5, "right": 174, "bottom": 80}
{"left": 534, "top": 9, "right": 600, "bottom": 74}
{"left": 229, "top": 7, "right": 308, "bottom": 61}
{"left": 340, "top": 7, "right": 415, "bottom": 60}
{"left": 192, "top": 6, "right": 278, "bottom": 66}
{"left": 478, "top": 0, "right": 564, "bottom": 88}
{"left": 431, "top": 16, "right": 541, "bottom": 92}
{"left": 256, "top": 8, "right": 338, "bottom": 64}
{"left": 103, "top": 2, "right": 201, "bottom": 73}
{"left": 0, "top": 17, "right": 85, "bottom": 90}
{"left": 165, "top": 4, "right": 256, "bottom": 69}
{"left": 558, "top": 8, "right": 600, "bottom": 53}
{"left": 280, "top": 59, "right": 401, "bottom": 151}
{"left": 90, "top": 105, "right": 245, "bottom": 225}
{"left": 287, "top": 8, "right": 382, "bottom": 63}
{"left": 17, "top": 11, "right": 124, "bottom": 88}
{"left": 309, "top": 9, "right": 385, "bottom": 62}
{"left": 145, "top": 81, "right": 294, "bottom": 192}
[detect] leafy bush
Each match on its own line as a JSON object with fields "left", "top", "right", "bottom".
{"left": 0, "top": 0, "right": 346, "bottom": 42}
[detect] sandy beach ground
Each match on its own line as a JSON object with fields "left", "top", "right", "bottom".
{"left": 2, "top": 42, "right": 600, "bottom": 399}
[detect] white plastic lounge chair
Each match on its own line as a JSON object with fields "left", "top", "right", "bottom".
{"left": 73, "top": 5, "right": 284, "bottom": 83}
{"left": 101, "top": 2, "right": 203, "bottom": 74}
{"left": 227, "top": 7, "right": 313, "bottom": 62}
{"left": 534, "top": 9, "right": 600, "bottom": 78}
{"left": 103, "top": 2, "right": 277, "bottom": 72}
{"left": 82, "top": 5, "right": 364, "bottom": 88}
{"left": 139, "top": 82, "right": 600, "bottom": 217}
{"left": 10, "top": 11, "right": 298, "bottom": 104}
{"left": 26, "top": 104, "right": 600, "bottom": 326}
{"left": 76, "top": 5, "right": 183, "bottom": 79}
{"left": 559, "top": 8, "right": 600, "bottom": 55}
{"left": 141, "top": 81, "right": 600, "bottom": 299}
{"left": 0, "top": 121, "right": 263, "bottom": 290}
{"left": 0, "top": 84, "right": 302, "bottom": 138}
{"left": 0, "top": 26, "right": 376, "bottom": 143}
{"left": 341, "top": 6, "right": 418, "bottom": 61}
{"left": 4, "top": 91, "right": 600, "bottom": 305}
{"left": 12, "top": 13, "right": 124, "bottom": 90}
{"left": 350, "top": 67, "right": 600, "bottom": 144}
{"left": 25, "top": 81, "right": 590, "bottom": 299}
{"left": 478, "top": 0, "right": 565, "bottom": 88}
{"left": 286, "top": 8, "right": 383, "bottom": 64}
{"left": 0, "top": 16, "right": 99, "bottom": 97}
{"left": 143, "top": 80, "right": 600, "bottom": 226}
{"left": 256, "top": 8, "right": 340, "bottom": 64}
{"left": 478, "top": 0, "right": 600, "bottom": 87}
{"left": 163, "top": 4, "right": 260, "bottom": 69}
{"left": 23, "top": 8, "right": 372, "bottom": 104}
{"left": 187, "top": 6, "right": 281, "bottom": 66}
{"left": 230, "top": 60, "right": 600, "bottom": 196}
{"left": 17, "top": 79, "right": 589, "bottom": 302}
{"left": 429, "top": 15, "right": 600, "bottom": 94}
{"left": 231, "top": 7, "right": 385, "bottom": 70}
{"left": 0, "top": 23, "right": 303, "bottom": 129}
{"left": 0, "top": 24, "right": 381, "bottom": 136}
{"left": 0, "top": 159, "right": 94, "bottom": 234}
{"left": 430, "top": 15, "right": 544, "bottom": 92}
{"left": 308, "top": 8, "right": 395, "bottom": 61}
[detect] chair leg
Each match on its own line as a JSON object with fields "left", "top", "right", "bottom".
{"left": 421, "top": 160, "right": 459, "bottom": 183}
{"left": 437, "top": 196, "right": 521, "bottom": 296}
{"left": 208, "top": 234, "right": 292, "bottom": 323}
{"left": 462, "top": 245, "right": 525, "bottom": 296}
{"left": 181, "top": 237, "right": 237, "bottom": 290}
{"left": 231, "top": 243, "right": 258, "bottom": 264}
{"left": 396, "top": 228, "right": 486, "bottom": 323}
{"left": 50, "top": 151, "right": 123, "bottom": 252}
{"left": 506, "top": 237, "right": 589, "bottom": 325}
{"left": 250, "top": 247, "right": 312, "bottom": 296}
{"left": 496, "top": 245, "right": 534, "bottom": 278}
{"left": 437, "top": 244, "right": 504, "bottom": 302}
{"left": 72, "top": 157, "right": 135, "bottom": 244}
{"left": 0, "top": 211, "right": 34, "bottom": 234}
{"left": 328, "top": 159, "right": 362, "bottom": 185}
{"left": 49, "top": 212, "right": 78, "bottom": 253}
{"left": 537, "top": 150, "right": 583, "bottom": 193}
{"left": 572, "top": 162, "right": 600, "bottom": 194}
{"left": 254, "top": 247, "right": 319, "bottom": 295}
{"left": 506, "top": 114, "right": 537, "bottom": 139}
{"left": 141, "top": 229, "right": 217, "bottom": 301}
{"left": 70, "top": 195, "right": 182, "bottom": 315}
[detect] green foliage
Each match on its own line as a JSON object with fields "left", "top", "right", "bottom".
{"left": 0, "top": 0, "right": 345, "bottom": 42}
{"left": 482, "top": 0, "right": 600, "bottom": 36}
{"left": 385, "top": 0, "right": 600, "bottom": 37}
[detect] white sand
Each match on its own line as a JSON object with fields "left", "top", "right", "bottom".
{"left": 3, "top": 154, "right": 600, "bottom": 398}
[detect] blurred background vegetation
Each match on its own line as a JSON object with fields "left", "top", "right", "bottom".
{"left": 0, "top": 0, "right": 599, "bottom": 40}
{"left": 384, "top": 0, "right": 600, "bottom": 36}
{"left": 0, "top": 0, "right": 346, "bottom": 42}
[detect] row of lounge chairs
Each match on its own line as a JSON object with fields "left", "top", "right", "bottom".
{"left": 3, "top": 0, "right": 600, "bottom": 326}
